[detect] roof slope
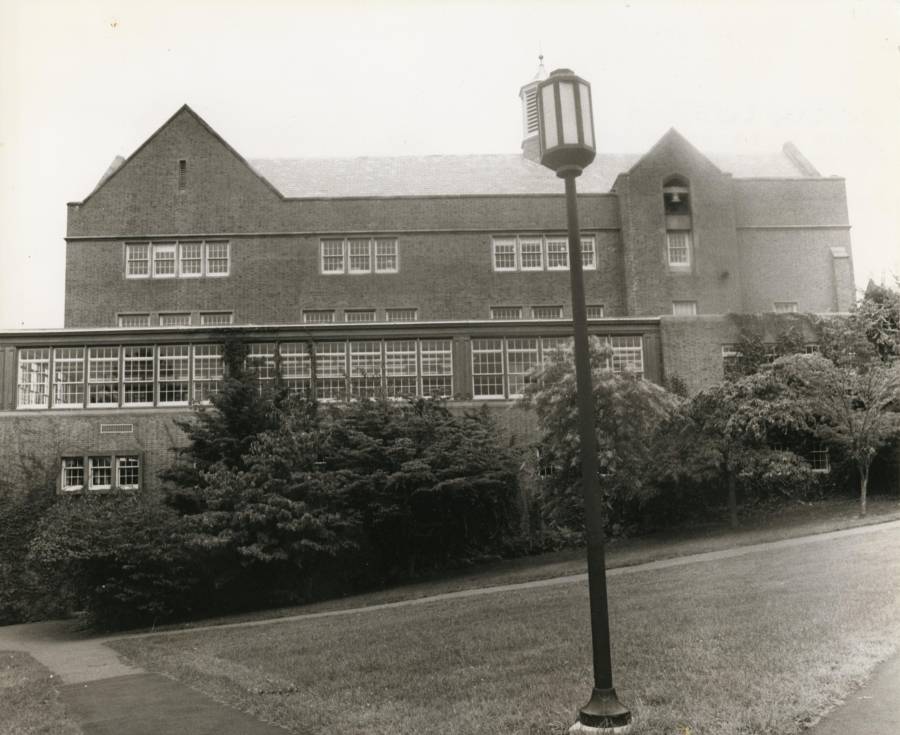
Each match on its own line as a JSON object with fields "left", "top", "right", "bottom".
{"left": 249, "top": 149, "right": 809, "bottom": 198}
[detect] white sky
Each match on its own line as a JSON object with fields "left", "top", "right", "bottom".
{"left": 1, "top": 0, "right": 898, "bottom": 329}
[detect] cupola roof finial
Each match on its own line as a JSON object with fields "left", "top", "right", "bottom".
{"left": 533, "top": 52, "right": 547, "bottom": 81}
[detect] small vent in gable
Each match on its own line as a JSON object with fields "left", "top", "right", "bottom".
{"left": 100, "top": 423, "right": 134, "bottom": 434}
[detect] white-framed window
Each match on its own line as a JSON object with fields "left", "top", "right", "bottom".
{"left": 472, "top": 338, "right": 505, "bottom": 399}
{"left": 206, "top": 242, "right": 230, "bottom": 276}
{"left": 809, "top": 448, "right": 830, "bottom": 473}
{"left": 491, "top": 306, "right": 522, "bottom": 320}
{"left": 152, "top": 243, "right": 177, "bottom": 278}
{"left": 586, "top": 305, "right": 605, "bottom": 319}
{"left": 280, "top": 342, "right": 312, "bottom": 396}
{"left": 774, "top": 301, "right": 799, "bottom": 313}
{"left": 580, "top": 237, "right": 596, "bottom": 270}
{"left": 61, "top": 458, "right": 85, "bottom": 492}
{"left": 118, "top": 314, "right": 150, "bottom": 328}
{"left": 160, "top": 313, "right": 191, "bottom": 327}
{"left": 122, "top": 346, "right": 154, "bottom": 407}
{"left": 506, "top": 338, "right": 539, "bottom": 398}
{"left": 532, "top": 305, "right": 564, "bottom": 320}
{"left": 386, "top": 308, "right": 417, "bottom": 322}
{"left": 722, "top": 344, "right": 742, "bottom": 379}
{"left": 158, "top": 345, "right": 190, "bottom": 405}
{"left": 321, "top": 239, "right": 345, "bottom": 274}
{"left": 420, "top": 339, "right": 453, "bottom": 397}
{"left": 87, "top": 347, "right": 120, "bottom": 406}
{"left": 546, "top": 238, "right": 569, "bottom": 270}
{"left": 492, "top": 238, "right": 517, "bottom": 271}
{"left": 672, "top": 301, "right": 698, "bottom": 316}
{"left": 246, "top": 342, "right": 276, "bottom": 391}
{"left": 609, "top": 336, "right": 644, "bottom": 377}
{"left": 52, "top": 347, "right": 85, "bottom": 408}
{"left": 200, "top": 312, "right": 233, "bottom": 326}
{"left": 349, "top": 341, "right": 382, "bottom": 398}
{"left": 541, "top": 336, "right": 574, "bottom": 360}
{"left": 117, "top": 456, "right": 140, "bottom": 489}
{"left": 384, "top": 340, "right": 418, "bottom": 398}
{"left": 304, "top": 310, "right": 335, "bottom": 324}
{"left": 804, "top": 344, "right": 820, "bottom": 354}
{"left": 375, "top": 239, "right": 399, "bottom": 273}
{"left": 315, "top": 342, "right": 347, "bottom": 400}
{"left": 89, "top": 456, "right": 113, "bottom": 490}
{"left": 519, "top": 237, "right": 543, "bottom": 270}
{"left": 348, "top": 238, "right": 372, "bottom": 273}
{"left": 345, "top": 309, "right": 376, "bottom": 323}
{"left": 125, "top": 243, "right": 150, "bottom": 278}
{"left": 192, "top": 344, "right": 223, "bottom": 404}
{"left": 667, "top": 231, "right": 691, "bottom": 266}
{"left": 179, "top": 242, "right": 203, "bottom": 277}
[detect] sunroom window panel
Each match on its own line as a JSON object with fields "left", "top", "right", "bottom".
{"left": 546, "top": 238, "right": 569, "bottom": 270}
{"left": 375, "top": 239, "right": 398, "bottom": 273}
{"left": 123, "top": 346, "right": 154, "bottom": 406}
{"left": 506, "top": 338, "right": 539, "bottom": 398}
{"left": 541, "top": 336, "right": 574, "bottom": 362}
{"left": 17, "top": 348, "right": 50, "bottom": 408}
{"left": 384, "top": 340, "right": 418, "bottom": 397}
{"left": 192, "top": 344, "right": 224, "bottom": 403}
{"left": 350, "top": 341, "right": 382, "bottom": 398}
{"left": 610, "top": 336, "right": 644, "bottom": 377}
{"left": 88, "top": 347, "right": 120, "bottom": 406}
{"left": 315, "top": 342, "right": 347, "bottom": 400}
{"left": 279, "top": 343, "right": 312, "bottom": 397}
{"left": 52, "top": 347, "right": 84, "bottom": 408}
{"left": 420, "top": 339, "right": 453, "bottom": 397}
{"left": 472, "top": 338, "right": 505, "bottom": 398}
{"left": 247, "top": 343, "right": 277, "bottom": 386}
{"left": 348, "top": 239, "right": 372, "bottom": 273}
{"left": 158, "top": 345, "right": 190, "bottom": 405}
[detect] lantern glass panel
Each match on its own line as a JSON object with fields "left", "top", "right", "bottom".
{"left": 559, "top": 82, "right": 578, "bottom": 144}
{"left": 579, "top": 83, "right": 594, "bottom": 149}
{"left": 541, "top": 85, "right": 558, "bottom": 149}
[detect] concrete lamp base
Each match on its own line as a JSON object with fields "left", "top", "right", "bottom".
{"left": 568, "top": 687, "right": 632, "bottom": 734}
{"left": 568, "top": 721, "right": 632, "bottom": 735}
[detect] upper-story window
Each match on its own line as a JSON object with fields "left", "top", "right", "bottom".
{"left": 492, "top": 235, "right": 596, "bottom": 272}
{"left": 126, "top": 241, "right": 230, "bottom": 279}
{"left": 321, "top": 238, "right": 398, "bottom": 274}
{"left": 774, "top": 301, "right": 799, "bottom": 313}
{"left": 386, "top": 308, "right": 417, "bottom": 322}
{"left": 663, "top": 176, "right": 692, "bottom": 270}
{"left": 672, "top": 301, "right": 698, "bottom": 316}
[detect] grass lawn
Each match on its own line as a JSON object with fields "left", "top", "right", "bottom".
{"left": 135, "top": 495, "right": 900, "bottom": 633}
{"left": 0, "top": 651, "right": 81, "bottom": 735}
{"left": 109, "top": 518, "right": 900, "bottom": 735}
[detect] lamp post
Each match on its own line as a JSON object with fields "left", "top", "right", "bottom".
{"left": 536, "top": 68, "right": 632, "bottom": 733}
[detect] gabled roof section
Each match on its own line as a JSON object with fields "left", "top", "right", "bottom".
{"left": 625, "top": 127, "right": 724, "bottom": 177}
{"left": 72, "top": 104, "right": 284, "bottom": 206}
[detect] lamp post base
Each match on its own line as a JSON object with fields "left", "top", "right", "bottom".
{"left": 568, "top": 688, "right": 632, "bottom": 734}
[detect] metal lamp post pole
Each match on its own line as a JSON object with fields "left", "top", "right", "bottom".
{"left": 562, "top": 172, "right": 631, "bottom": 732}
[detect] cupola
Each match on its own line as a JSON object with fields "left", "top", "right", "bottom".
{"left": 519, "top": 55, "right": 548, "bottom": 163}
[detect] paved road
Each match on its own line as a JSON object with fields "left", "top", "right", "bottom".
{"left": 2, "top": 517, "right": 899, "bottom": 734}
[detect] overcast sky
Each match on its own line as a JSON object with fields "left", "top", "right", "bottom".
{"left": 1, "top": 0, "right": 898, "bottom": 329}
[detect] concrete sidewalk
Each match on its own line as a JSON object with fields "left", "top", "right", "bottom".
{"left": 808, "top": 653, "right": 900, "bottom": 735}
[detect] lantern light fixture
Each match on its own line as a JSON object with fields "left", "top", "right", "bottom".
{"left": 537, "top": 68, "right": 597, "bottom": 177}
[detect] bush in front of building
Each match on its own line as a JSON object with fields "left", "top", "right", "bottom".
{"left": 28, "top": 491, "right": 204, "bottom": 629}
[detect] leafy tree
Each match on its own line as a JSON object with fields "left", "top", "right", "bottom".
{"left": 775, "top": 353, "right": 900, "bottom": 515}
{"left": 653, "top": 371, "right": 813, "bottom": 527}
{"left": 521, "top": 338, "right": 680, "bottom": 535}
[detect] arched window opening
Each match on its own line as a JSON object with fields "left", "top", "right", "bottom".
{"left": 663, "top": 176, "right": 692, "bottom": 269}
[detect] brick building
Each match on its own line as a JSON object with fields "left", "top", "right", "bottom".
{"left": 0, "top": 68, "right": 855, "bottom": 494}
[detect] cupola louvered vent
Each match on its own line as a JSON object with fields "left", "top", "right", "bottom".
{"left": 524, "top": 87, "right": 539, "bottom": 135}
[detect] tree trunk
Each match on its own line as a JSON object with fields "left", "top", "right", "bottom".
{"left": 859, "top": 464, "right": 869, "bottom": 517}
{"left": 727, "top": 470, "right": 738, "bottom": 528}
